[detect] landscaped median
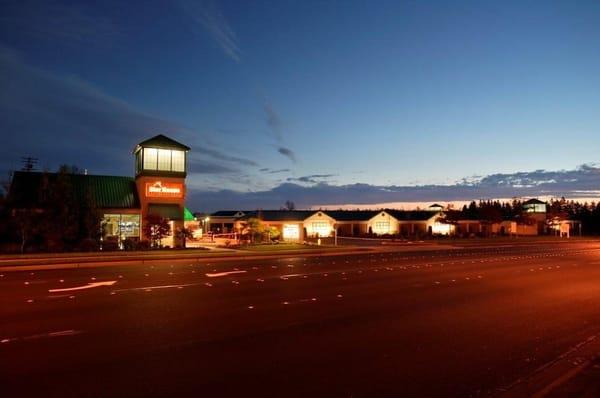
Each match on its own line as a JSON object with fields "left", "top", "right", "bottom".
{"left": 0, "top": 244, "right": 368, "bottom": 272}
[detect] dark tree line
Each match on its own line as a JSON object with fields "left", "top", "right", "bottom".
{"left": 444, "top": 200, "right": 531, "bottom": 224}
{"left": 442, "top": 198, "right": 600, "bottom": 234}
{"left": 547, "top": 198, "right": 600, "bottom": 235}
{"left": 1, "top": 169, "right": 103, "bottom": 253}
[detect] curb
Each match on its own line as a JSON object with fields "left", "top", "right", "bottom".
{"left": 497, "top": 334, "right": 600, "bottom": 397}
{"left": 0, "top": 248, "right": 375, "bottom": 272}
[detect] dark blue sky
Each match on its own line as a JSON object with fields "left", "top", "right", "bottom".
{"left": 1, "top": 0, "right": 600, "bottom": 211}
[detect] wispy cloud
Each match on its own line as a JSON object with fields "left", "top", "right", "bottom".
{"left": 278, "top": 147, "right": 297, "bottom": 163}
{"left": 178, "top": 0, "right": 241, "bottom": 62}
{"left": 0, "top": 0, "right": 119, "bottom": 45}
{"left": 260, "top": 168, "right": 291, "bottom": 174}
{"left": 264, "top": 102, "right": 283, "bottom": 141}
{"left": 287, "top": 174, "right": 336, "bottom": 184}
{"left": 0, "top": 46, "right": 247, "bottom": 179}
{"left": 201, "top": 147, "right": 258, "bottom": 167}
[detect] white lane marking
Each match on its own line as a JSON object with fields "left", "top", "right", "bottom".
{"left": 1, "top": 329, "right": 82, "bottom": 344}
{"left": 114, "top": 282, "right": 203, "bottom": 292}
{"left": 280, "top": 273, "right": 303, "bottom": 279}
{"left": 205, "top": 270, "right": 247, "bottom": 278}
{"left": 48, "top": 281, "right": 116, "bottom": 293}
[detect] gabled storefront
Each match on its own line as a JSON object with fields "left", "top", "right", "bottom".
{"left": 211, "top": 208, "right": 452, "bottom": 242}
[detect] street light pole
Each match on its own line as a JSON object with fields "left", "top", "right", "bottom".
{"left": 334, "top": 223, "right": 337, "bottom": 246}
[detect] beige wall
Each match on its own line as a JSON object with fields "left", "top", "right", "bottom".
{"left": 367, "top": 211, "right": 399, "bottom": 235}
{"left": 516, "top": 224, "right": 538, "bottom": 235}
{"left": 303, "top": 211, "right": 336, "bottom": 237}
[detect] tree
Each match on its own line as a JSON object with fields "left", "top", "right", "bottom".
{"left": 266, "top": 226, "right": 281, "bottom": 242}
{"left": 12, "top": 209, "right": 41, "bottom": 254}
{"left": 143, "top": 214, "right": 171, "bottom": 248}
{"left": 242, "top": 217, "right": 266, "bottom": 243}
{"left": 80, "top": 188, "right": 103, "bottom": 242}
{"left": 283, "top": 200, "right": 295, "bottom": 211}
{"left": 39, "top": 171, "right": 80, "bottom": 251}
{"left": 175, "top": 226, "right": 194, "bottom": 248}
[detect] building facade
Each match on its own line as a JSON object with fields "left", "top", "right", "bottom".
{"left": 8, "top": 134, "right": 197, "bottom": 248}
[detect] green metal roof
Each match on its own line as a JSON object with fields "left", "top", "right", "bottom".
{"left": 135, "top": 134, "right": 190, "bottom": 151}
{"left": 8, "top": 171, "right": 140, "bottom": 209}
{"left": 184, "top": 207, "right": 195, "bottom": 221}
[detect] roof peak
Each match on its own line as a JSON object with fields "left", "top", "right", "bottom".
{"left": 135, "top": 134, "right": 191, "bottom": 151}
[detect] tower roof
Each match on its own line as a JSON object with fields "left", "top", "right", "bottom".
{"left": 134, "top": 134, "right": 190, "bottom": 152}
{"left": 523, "top": 198, "right": 546, "bottom": 205}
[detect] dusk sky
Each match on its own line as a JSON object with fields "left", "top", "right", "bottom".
{"left": 1, "top": 0, "right": 600, "bottom": 211}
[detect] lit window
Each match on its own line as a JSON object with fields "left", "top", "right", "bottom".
{"left": 143, "top": 148, "right": 158, "bottom": 170}
{"left": 157, "top": 149, "right": 171, "bottom": 171}
{"left": 103, "top": 214, "right": 140, "bottom": 238}
{"left": 311, "top": 222, "right": 330, "bottom": 237}
{"left": 373, "top": 222, "right": 390, "bottom": 234}
{"left": 432, "top": 222, "right": 452, "bottom": 235}
{"left": 283, "top": 224, "right": 300, "bottom": 240}
{"left": 171, "top": 150, "right": 185, "bottom": 172}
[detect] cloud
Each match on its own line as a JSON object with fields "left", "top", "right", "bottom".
{"left": 187, "top": 164, "right": 600, "bottom": 212}
{"left": 261, "top": 100, "right": 299, "bottom": 163}
{"left": 0, "top": 46, "right": 246, "bottom": 180}
{"left": 186, "top": 159, "right": 238, "bottom": 174}
{"left": 259, "top": 168, "right": 291, "bottom": 174}
{"left": 178, "top": 0, "right": 241, "bottom": 62}
{"left": 287, "top": 174, "right": 336, "bottom": 184}
{"left": 200, "top": 147, "right": 258, "bottom": 167}
{"left": 277, "top": 147, "right": 297, "bottom": 163}
{"left": 0, "top": 1, "right": 119, "bottom": 45}
{"left": 264, "top": 102, "right": 283, "bottom": 141}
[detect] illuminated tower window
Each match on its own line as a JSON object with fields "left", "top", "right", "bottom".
{"left": 143, "top": 148, "right": 158, "bottom": 169}
{"left": 134, "top": 134, "right": 190, "bottom": 177}
{"left": 171, "top": 150, "right": 185, "bottom": 172}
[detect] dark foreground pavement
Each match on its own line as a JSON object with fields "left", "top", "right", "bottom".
{"left": 3, "top": 241, "right": 600, "bottom": 397}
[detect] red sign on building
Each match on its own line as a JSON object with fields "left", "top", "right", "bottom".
{"left": 145, "top": 181, "right": 183, "bottom": 198}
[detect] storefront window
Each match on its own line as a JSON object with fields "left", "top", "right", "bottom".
{"left": 373, "top": 221, "right": 390, "bottom": 234}
{"left": 311, "top": 222, "right": 330, "bottom": 237}
{"left": 283, "top": 224, "right": 300, "bottom": 240}
{"left": 103, "top": 214, "right": 141, "bottom": 240}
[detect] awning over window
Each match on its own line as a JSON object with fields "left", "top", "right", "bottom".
{"left": 148, "top": 204, "right": 183, "bottom": 220}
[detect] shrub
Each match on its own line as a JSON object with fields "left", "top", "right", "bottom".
{"left": 101, "top": 241, "right": 119, "bottom": 251}
{"left": 136, "top": 240, "right": 151, "bottom": 251}
{"left": 122, "top": 238, "right": 137, "bottom": 251}
{"left": 79, "top": 238, "right": 99, "bottom": 252}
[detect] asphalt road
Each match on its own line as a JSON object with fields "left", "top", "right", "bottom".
{"left": 3, "top": 241, "right": 600, "bottom": 397}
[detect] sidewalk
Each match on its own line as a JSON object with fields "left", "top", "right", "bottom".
{"left": 0, "top": 242, "right": 463, "bottom": 272}
{"left": 0, "top": 246, "right": 372, "bottom": 272}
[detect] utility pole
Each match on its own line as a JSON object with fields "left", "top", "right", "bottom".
{"left": 20, "top": 156, "right": 38, "bottom": 172}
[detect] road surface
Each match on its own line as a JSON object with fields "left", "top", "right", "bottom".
{"left": 2, "top": 241, "right": 600, "bottom": 397}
